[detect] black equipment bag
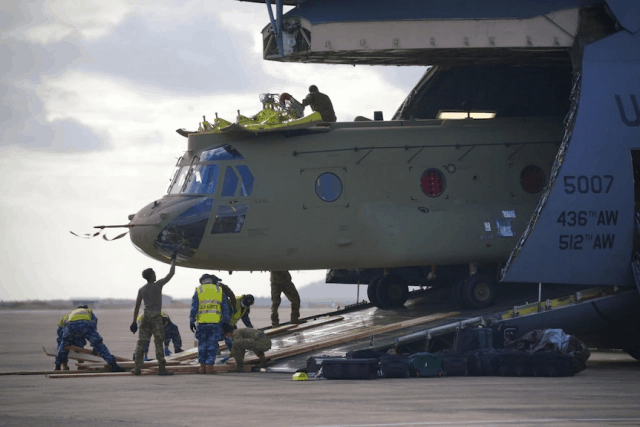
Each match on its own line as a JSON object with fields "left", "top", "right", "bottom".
{"left": 531, "top": 351, "right": 575, "bottom": 377}
{"left": 306, "top": 355, "right": 340, "bottom": 374}
{"left": 475, "top": 327, "right": 494, "bottom": 349}
{"left": 439, "top": 350, "right": 469, "bottom": 376}
{"left": 378, "top": 354, "right": 410, "bottom": 378}
{"left": 346, "top": 349, "right": 386, "bottom": 360}
{"left": 321, "top": 358, "right": 378, "bottom": 380}
{"left": 468, "top": 348, "right": 501, "bottom": 376}
{"left": 454, "top": 326, "right": 480, "bottom": 353}
{"left": 408, "top": 352, "right": 442, "bottom": 377}
{"left": 497, "top": 349, "right": 532, "bottom": 377}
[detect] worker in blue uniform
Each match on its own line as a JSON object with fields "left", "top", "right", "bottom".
{"left": 190, "top": 275, "right": 230, "bottom": 374}
{"left": 56, "top": 310, "right": 87, "bottom": 360}
{"left": 55, "top": 306, "right": 125, "bottom": 372}
{"left": 132, "top": 311, "right": 183, "bottom": 361}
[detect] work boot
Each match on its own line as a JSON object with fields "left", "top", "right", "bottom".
{"left": 131, "top": 368, "right": 142, "bottom": 375}
{"left": 198, "top": 363, "right": 206, "bottom": 374}
{"left": 271, "top": 322, "right": 279, "bottom": 328}
{"left": 291, "top": 318, "right": 305, "bottom": 325}
{"left": 110, "top": 364, "right": 125, "bottom": 373}
{"left": 157, "top": 369, "right": 174, "bottom": 376}
{"left": 231, "top": 364, "right": 245, "bottom": 373}
{"left": 61, "top": 362, "right": 69, "bottom": 371}
{"left": 175, "top": 348, "right": 184, "bottom": 354}
{"left": 206, "top": 364, "right": 216, "bottom": 375}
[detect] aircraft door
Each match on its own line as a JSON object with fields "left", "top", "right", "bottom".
{"left": 300, "top": 167, "right": 349, "bottom": 208}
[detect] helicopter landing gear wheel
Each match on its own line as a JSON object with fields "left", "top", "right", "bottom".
{"left": 367, "top": 276, "right": 383, "bottom": 308}
{"left": 462, "top": 274, "right": 497, "bottom": 309}
{"left": 376, "top": 274, "right": 409, "bottom": 309}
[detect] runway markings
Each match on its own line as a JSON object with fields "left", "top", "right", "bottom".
{"left": 312, "top": 418, "right": 640, "bottom": 427}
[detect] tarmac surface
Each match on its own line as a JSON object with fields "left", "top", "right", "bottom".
{"left": 1, "top": 307, "right": 639, "bottom": 427}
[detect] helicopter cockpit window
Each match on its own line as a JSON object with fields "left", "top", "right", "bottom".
{"left": 237, "top": 165, "right": 254, "bottom": 196}
{"left": 211, "top": 204, "right": 248, "bottom": 234}
{"left": 183, "top": 164, "right": 220, "bottom": 194}
{"left": 169, "top": 167, "right": 189, "bottom": 194}
{"left": 222, "top": 166, "right": 239, "bottom": 196}
{"left": 201, "top": 144, "right": 244, "bottom": 162}
{"left": 315, "top": 172, "right": 342, "bottom": 202}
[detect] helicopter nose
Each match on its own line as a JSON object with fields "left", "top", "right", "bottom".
{"left": 129, "top": 197, "right": 214, "bottom": 262}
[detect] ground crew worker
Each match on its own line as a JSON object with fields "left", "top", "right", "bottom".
{"left": 224, "top": 293, "right": 255, "bottom": 352}
{"left": 222, "top": 323, "right": 272, "bottom": 372}
{"left": 132, "top": 311, "right": 183, "bottom": 361}
{"left": 270, "top": 270, "right": 302, "bottom": 328}
{"left": 190, "top": 274, "right": 230, "bottom": 374}
{"left": 301, "top": 85, "right": 337, "bottom": 122}
{"left": 130, "top": 255, "right": 177, "bottom": 376}
{"left": 56, "top": 310, "right": 87, "bottom": 357}
{"left": 200, "top": 274, "right": 237, "bottom": 316}
{"left": 55, "top": 306, "right": 125, "bottom": 372}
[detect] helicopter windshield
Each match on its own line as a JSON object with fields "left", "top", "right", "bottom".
{"left": 183, "top": 164, "right": 220, "bottom": 194}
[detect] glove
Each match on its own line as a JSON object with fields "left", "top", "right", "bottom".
{"left": 164, "top": 348, "right": 171, "bottom": 356}
{"left": 220, "top": 356, "right": 229, "bottom": 364}
{"left": 130, "top": 322, "right": 137, "bottom": 334}
{"left": 190, "top": 322, "right": 196, "bottom": 333}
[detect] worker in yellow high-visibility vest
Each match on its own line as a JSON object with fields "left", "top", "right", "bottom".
{"left": 190, "top": 275, "right": 230, "bottom": 374}
{"left": 55, "top": 305, "right": 125, "bottom": 372}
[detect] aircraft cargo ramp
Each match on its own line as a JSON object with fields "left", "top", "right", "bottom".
{"left": 262, "top": 284, "right": 640, "bottom": 373}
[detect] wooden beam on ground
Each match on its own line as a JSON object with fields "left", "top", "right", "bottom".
{"left": 0, "top": 369, "right": 102, "bottom": 376}
{"left": 83, "top": 360, "right": 183, "bottom": 370}
{"left": 244, "top": 311, "right": 460, "bottom": 363}
{"left": 66, "top": 346, "right": 130, "bottom": 362}
{"left": 42, "top": 347, "right": 108, "bottom": 364}
{"left": 46, "top": 370, "right": 155, "bottom": 379}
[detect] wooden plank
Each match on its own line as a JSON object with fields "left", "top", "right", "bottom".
{"left": 166, "top": 347, "right": 199, "bottom": 362}
{"left": 263, "top": 324, "right": 298, "bottom": 336}
{"left": 66, "top": 346, "right": 130, "bottom": 362}
{"left": 0, "top": 369, "right": 101, "bottom": 376}
{"left": 46, "top": 370, "right": 154, "bottom": 378}
{"left": 83, "top": 360, "right": 182, "bottom": 370}
{"left": 244, "top": 311, "right": 460, "bottom": 363}
{"left": 42, "top": 347, "right": 107, "bottom": 364}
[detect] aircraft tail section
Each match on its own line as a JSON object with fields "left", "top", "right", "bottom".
{"left": 501, "top": 27, "right": 640, "bottom": 286}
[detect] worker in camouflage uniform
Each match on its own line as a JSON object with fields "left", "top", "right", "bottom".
{"left": 191, "top": 274, "right": 230, "bottom": 374}
{"left": 132, "top": 311, "right": 183, "bottom": 361}
{"left": 56, "top": 310, "right": 87, "bottom": 360}
{"left": 55, "top": 306, "right": 125, "bottom": 372}
{"left": 130, "top": 255, "right": 177, "bottom": 376}
{"left": 270, "top": 270, "right": 301, "bottom": 328}
{"left": 301, "top": 85, "right": 337, "bottom": 122}
{"left": 223, "top": 323, "right": 272, "bottom": 372}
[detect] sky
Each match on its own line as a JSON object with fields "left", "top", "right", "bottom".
{"left": 0, "top": 0, "right": 426, "bottom": 301}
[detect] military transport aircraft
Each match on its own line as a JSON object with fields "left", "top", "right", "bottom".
{"left": 125, "top": 1, "right": 639, "bottom": 322}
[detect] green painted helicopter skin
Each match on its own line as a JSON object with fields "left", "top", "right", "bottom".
{"left": 130, "top": 115, "right": 561, "bottom": 272}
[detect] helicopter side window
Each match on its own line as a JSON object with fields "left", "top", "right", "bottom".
{"left": 315, "top": 172, "right": 343, "bottom": 202}
{"left": 169, "top": 167, "right": 189, "bottom": 194}
{"left": 222, "top": 166, "right": 239, "bottom": 196}
{"left": 211, "top": 204, "right": 248, "bottom": 234}
{"left": 201, "top": 144, "right": 244, "bottom": 161}
{"left": 183, "top": 164, "right": 220, "bottom": 194}
{"left": 237, "top": 165, "right": 254, "bottom": 196}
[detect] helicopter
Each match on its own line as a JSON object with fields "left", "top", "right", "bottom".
{"left": 127, "top": 0, "right": 639, "bottom": 317}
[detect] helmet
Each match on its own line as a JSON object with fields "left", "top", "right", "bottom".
{"left": 199, "top": 274, "right": 211, "bottom": 284}
{"left": 309, "top": 85, "right": 318, "bottom": 93}
{"left": 222, "top": 323, "right": 235, "bottom": 335}
{"left": 209, "top": 274, "right": 221, "bottom": 283}
{"left": 242, "top": 294, "right": 255, "bottom": 307}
